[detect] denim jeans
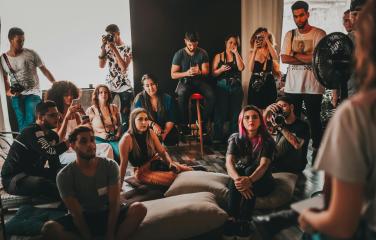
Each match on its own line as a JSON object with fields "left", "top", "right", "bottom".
{"left": 175, "top": 79, "right": 215, "bottom": 124}
{"left": 284, "top": 93, "right": 323, "bottom": 149}
{"left": 111, "top": 90, "right": 134, "bottom": 131}
{"left": 11, "top": 94, "right": 41, "bottom": 131}
{"left": 213, "top": 79, "right": 243, "bottom": 142}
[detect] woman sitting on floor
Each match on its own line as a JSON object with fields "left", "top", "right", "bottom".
{"left": 46, "top": 81, "right": 114, "bottom": 164}
{"left": 223, "top": 105, "right": 276, "bottom": 239}
{"left": 86, "top": 84, "right": 121, "bottom": 163}
{"left": 119, "top": 108, "right": 192, "bottom": 189}
{"left": 133, "top": 73, "right": 179, "bottom": 146}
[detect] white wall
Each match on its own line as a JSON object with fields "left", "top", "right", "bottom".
{"left": 0, "top": 0, "right": 132, "bottom": 90}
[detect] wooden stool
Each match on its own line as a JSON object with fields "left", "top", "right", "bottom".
{"left": 188, "top": 93, "right": 204, "bottom": 157}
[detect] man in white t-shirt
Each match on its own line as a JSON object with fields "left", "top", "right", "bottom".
{"left": 280, "top": 1, "right": 326, "bottom": 160}
{"left": 1, "top": 27, "right": 56, "bottom": 131}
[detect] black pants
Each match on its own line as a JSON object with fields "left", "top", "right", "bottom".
{"left": 228, "top": 166, "right": 274, "bottom": 221}
{"left": 3, "top": 168, "right": 60, "bottom": 200}
{"left": 175, "top": 79, "right": 215, "bottom": 124}
{"left": 284, "top": 93, "right": 323, "bottom": 149}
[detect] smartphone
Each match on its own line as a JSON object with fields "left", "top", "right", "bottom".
{"left": 71, "top": 98, "right": 80, "bottom": 106}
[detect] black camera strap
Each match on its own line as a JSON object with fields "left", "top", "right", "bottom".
{"left": 2, "top": 54, "right": 19, "bottom": 81}
{"left": 96, "top": 104, "right": 116, "bottom": 135}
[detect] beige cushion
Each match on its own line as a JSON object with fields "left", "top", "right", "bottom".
{"left": 130, "top": 192, "right": 228, "bottom": 240}
{"left": 164, "top": 171, "right": 230, "bottom": 207}
{"left": 255, "top": 172, "right": 298, "bottom": 209}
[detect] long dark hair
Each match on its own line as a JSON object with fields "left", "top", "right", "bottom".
{"left": 127, "top": 108, "right": 156, "bottom": 159}
{"left": 92, "top": 84, "right": 113, "bottom": 109}
{"left": 238, "top": 105, "right": 275, "bottom": 150}
{"left": 45, "top": 80, "right": 80, "bottom": 114}
{"left": 134, "top": 73, "right": 166, "bottom": 121}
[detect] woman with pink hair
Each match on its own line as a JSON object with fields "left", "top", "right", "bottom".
{"left": 223, "top": 105, "right": 276, "bottom": 239}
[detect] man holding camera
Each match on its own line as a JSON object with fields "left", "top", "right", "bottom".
{"left": 264, "top": 96, "right": 310, "bottom": 173}
{"left": 99, "top": 24, "right": 133, "bottom": 130}
{"left": 171, "top": 31, "right": 215, "bottom": 134}
{"left": 1, "top": 27, "right": 56, "bottom": 131}
{"left": 281, "top": 1, "right": 326, "bottom": 161}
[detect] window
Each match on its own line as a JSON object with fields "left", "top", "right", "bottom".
{"left": 0, "top": 0, "right": 133, "bottom": 89}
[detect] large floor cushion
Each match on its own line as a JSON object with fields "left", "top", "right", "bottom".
{"left": 130, "top": 192, "right": 228, "bottom": 240}
{"left": 164, "top": 171, "right": 230, "bottom": 208}
{"left": 255, "top": 172, "right": 298, "bottom": 209}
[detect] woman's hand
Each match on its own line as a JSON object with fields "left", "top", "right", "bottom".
{"left": 66, "top": 104, "right": 80, "bottom": 119}
{"left": 219, "top": 64, "right": 231, "bottom": 73}
{"left": 235, "top": 176, "right": 252, "bottom": 191}
{"left": 151, "top": 122, "right": 162, "bottom": 136}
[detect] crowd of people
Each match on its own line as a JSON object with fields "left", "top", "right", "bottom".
{"left": 0, "top": 0, "right": 375, "bottom": 239}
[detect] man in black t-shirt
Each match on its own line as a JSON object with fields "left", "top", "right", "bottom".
{"left": 264, "top": 96, "right": 310, "bottom": 173}
{"left": 171, "top": 31, "right": 215, "bottom": 131}
{"left": 1, "top": 101, "right": 68, "bottom": 199}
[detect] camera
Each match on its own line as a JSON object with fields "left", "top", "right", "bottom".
{"left": 272, "top": 108, "right": 287, "bottom": 127}
{"left": 103, "top": 33, "right": 114, "bottom": 43}
{"left": 10, "top": 83, "right": 25, "bottom": 94}
{"left": 106, "top": 131, "right": 116, "bottom": 141}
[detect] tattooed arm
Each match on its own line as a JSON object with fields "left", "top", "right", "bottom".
{"left": 280, "top": 128, "right": 304, "bottom": 150}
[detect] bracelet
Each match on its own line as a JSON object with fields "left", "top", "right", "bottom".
{"left": 98, "top": 54, "right": 106, "bottom": 60}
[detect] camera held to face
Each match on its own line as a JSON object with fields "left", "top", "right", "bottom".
{"left": 103, "top": 33, "right": 114, "bottom": 43}
{"left": 272, "top": 107, "right": 287, "bottom": 127}
{"left": 10, "top": 83, "right": 25, "bottom": 95}
{"left": 255, "top": 35, "right": 264, "bottom": 48}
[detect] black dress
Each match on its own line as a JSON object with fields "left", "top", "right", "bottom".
{"left": 248, "top": 57, "right": 277, "bottom": 109}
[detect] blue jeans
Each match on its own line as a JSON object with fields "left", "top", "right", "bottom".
{"left": 213, "top": 79, "right": 243, "bottom": 142}
{"left": 11, "top": 94, "right": 42, "bottom": 131}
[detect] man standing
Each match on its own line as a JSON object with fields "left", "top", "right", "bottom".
{"left": 99, "top": 24, "right": 133, "bottom": 130}
{"left": 1, "top": 27, "right": 56, "bottom": 131}
{"left": 171, "top": 31, "right": 215, "bottom": 133}
{"left": 280, "top": 1, "right": 326, "bottom": 160}
{"left": 264, "top": 96, "right": 310, "bottom": 173}
{"left": 342, "top": 9, "right": 353, "bottom": 33}
{"left": 42, "top": 126, "right": 146, "bottom": 240}
{"left": 1, "top": 101, "right": 67, "bottom": 200}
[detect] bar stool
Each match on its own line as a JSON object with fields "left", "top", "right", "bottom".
{"left": 188, "top": 93, "right": 204, "bottom": 157}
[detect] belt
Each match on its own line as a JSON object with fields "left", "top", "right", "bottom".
{"left": 252, "top": 71, "right": 272, "bottom": 77}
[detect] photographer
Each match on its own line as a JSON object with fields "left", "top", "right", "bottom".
{"left": 264, "top": 95, "right": 309, "bottom": 173}
{"left": 99, "top": 24, "right": 133, "bottom": 130}
{"left": 248, "top": 27, "right": 280, "bottom": 110}
{"left": 1, "top": 27, "right": 56, "bottom": 131}
{"left": 212, "top": 34, "right": 245, "bottom": 143}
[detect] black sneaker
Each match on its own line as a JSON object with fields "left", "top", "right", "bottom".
{"left": 236, "top": 221, "right": 252, "bottom": 240}
{"left": 222, "top": 220, "right": 236, "bottom": 240}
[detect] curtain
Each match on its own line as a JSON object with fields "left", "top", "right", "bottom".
{"left": 241, "top": 0, "right": 284, "bottom": 105}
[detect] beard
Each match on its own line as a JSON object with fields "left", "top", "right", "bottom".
{"left": 77, "top": 150, "right": 96, "bottom": 161}
{"left": 297, "top": 20, "right": 308, "bottom": 29}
